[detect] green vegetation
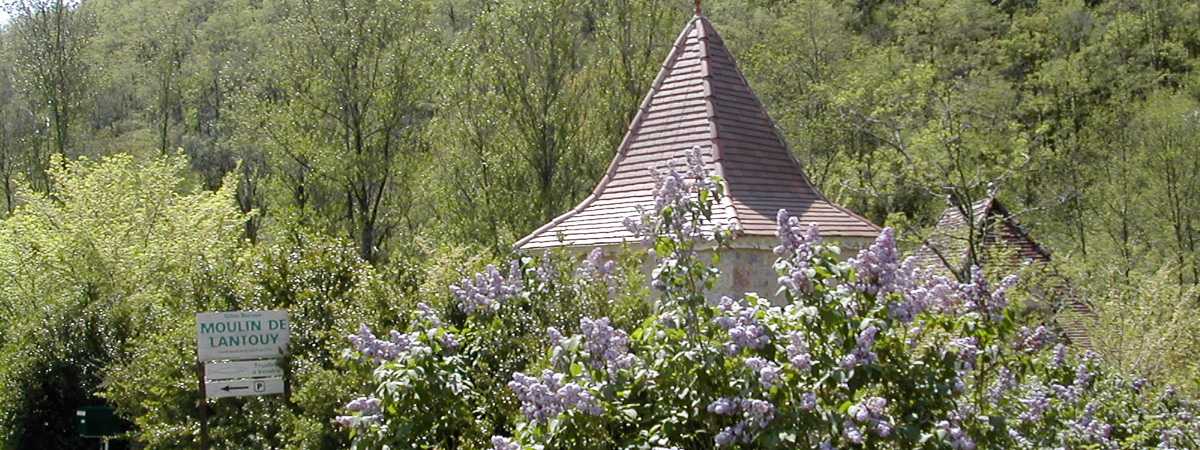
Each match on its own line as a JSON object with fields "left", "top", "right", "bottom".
{"left": 0, "top": 0, "right": 1197, "bottom": 448}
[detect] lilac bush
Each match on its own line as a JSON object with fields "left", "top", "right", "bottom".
{"left": 337, "top": 148, "right": 1198, "bottom": 449}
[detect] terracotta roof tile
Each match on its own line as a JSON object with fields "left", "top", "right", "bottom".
{"left": 515, "top": 15, "right": 880, "bottom": 249}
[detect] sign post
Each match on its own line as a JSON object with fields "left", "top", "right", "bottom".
{"left": 196, "top": 310, "right": 290, "bottom": 450}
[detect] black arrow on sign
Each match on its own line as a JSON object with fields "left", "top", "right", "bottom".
{"left": 221, "top": 385, "right": 249, "bottom": 392}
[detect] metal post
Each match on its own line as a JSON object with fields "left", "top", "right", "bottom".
{"left": 197, "top": 362, "right": 209, "bottom": 450}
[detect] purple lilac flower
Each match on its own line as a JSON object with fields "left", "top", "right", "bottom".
{"left": 1068, "top": 403, "right": 1114, "bottom": 447}
{"left": 708, "top": 397, "right": 776, "bottom": 447}
{"left": 450, "top": 262, "right": 522, "bottom": 316}
{"left": 334, "top": 396, "right": 383, "bottom": 428}
{"left": 1016, "top": 325, "right": 1053, "bottom": 352}
{"left": 786, "top": 331, "right": 812, "bottom": 371}
{"left": 491, "top": 436, "right": 520, "bottom": 450}
{"left": 707, "top": 397, "right": 739, "bottom": 416}
{"left": 579, "top": 317, "right": 636, "bottom": 377}
{"left": 1008, "top": 428, "right": 1032, "bottom": 447}
{"left": 546, "top": 327, "right": 564, "bottom": 347}
{"left": 957, "top": 267, "right": 1017, "bottom": 321}
{"left": 843, "top": 420, "right": 865, "bottom": 444}
{"left": 846, "top": 397, "right": 893, "bottom": 438}
{"left": 1050, "top": 343, "right": 1067, "bottom": 368}
{"left": 740, "top": 398, "right": 776, "bottom": 428}
{"left": 801, "top": 392, "right": 817, "bottom": 411}
{"left": 851, "top": 228, "right": 901, "bottom": 296}
{"left": 1159, "top": 427, "right": 1184, "bottom": 449}
{"left": 744, "top": 357, "right": 782, "bottom": 389}
{"left": 937, "top": 419, "right": 976, "bottom": 450}
{"left": 950, "top": 337, "right": 979, "bottom": 370}
{"left": 841, "top": 325, "right": 880, "bottom": 370}
{"left": 345, "top": 396, "right": 381, "bottom": 415}
{"left": 534, "top": 255, "right": 558, "bottom": 284}
{"left": 577, "top": 247, "right": 617, "bottom": 282}
{"left": 416, "top": 302, "right": 443, "bottom": 326}
{"left": 839, "top": 354, "right": 859, "bottom": 370}
{"left": 988, "top": 367, "right": 1016, "bottom": 402}
{"left": 1019, "top": 385, "right": 1050, "bottom": 423}
{"left": 898, "top": 259, "right": 959, "bottom": 317}
{"left": 507, "top": 370, "right": 603, "bottom": 424}
{"left": 1132, "top": 378, "right": 1148, "bottom": 393}
{"left": 714, "top": 297, "right": 770, "bottom": 354}
{"left": 347, "top": 324, "right": 428, "bottom": 363}
{"left": 774, "top": 209, "right": 822, "bottom": 258}
{"left": 625, "top": 147, "right": 720, "bottom": 245}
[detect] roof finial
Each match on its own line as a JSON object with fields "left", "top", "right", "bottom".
{"left": 694, "top": 0, "right": 702, "bottom": 16}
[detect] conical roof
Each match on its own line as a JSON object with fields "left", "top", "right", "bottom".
{"left": 516, "top": 14, "right": 879, "bottom": 250}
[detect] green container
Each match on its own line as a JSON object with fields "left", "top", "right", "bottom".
{"left": 76, "top": 406, "right": 121, "bottom": 438}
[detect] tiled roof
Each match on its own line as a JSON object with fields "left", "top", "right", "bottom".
{"left": 912, "top": 197, "right": 1051, "bottom": 276}
{"left": 515, "top": 15, "right": 879, "bottom": 250}
{"left": 913, "top": 196, "right": 1091, "bottom": 348}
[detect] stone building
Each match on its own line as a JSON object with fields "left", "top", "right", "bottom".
{"left": 514, "top": 11, "right": 879, "bottom": 298}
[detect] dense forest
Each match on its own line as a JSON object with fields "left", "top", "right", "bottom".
{"left": 0, "top": 0, "right": 1198, "bottom": 448}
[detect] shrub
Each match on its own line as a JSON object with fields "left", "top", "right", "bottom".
{"left": 338, "top": 148, "right": 1199, "bottom": 449}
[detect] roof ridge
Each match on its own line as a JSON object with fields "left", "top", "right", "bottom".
{"left": 694, "top": 16, "right": 742, "bottom": 232}
{"left": 697, "top": 16, "right": 878, "bottom": 233}
{"left": 512, "top": 17, "right": 702, "bottom": 250}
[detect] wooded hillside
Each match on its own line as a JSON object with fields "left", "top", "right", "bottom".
{"left": 0, "top": 0, "right": 1198, "bottom": 448}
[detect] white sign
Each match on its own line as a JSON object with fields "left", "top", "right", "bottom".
{"left": 197, "top": 310, "right": 290, "bottom": 362}
{"left": 204, "top": 377, "right": 285, "bottom": 399}
{"left": 205, "top": 359, "right": 285, "bottom": 381}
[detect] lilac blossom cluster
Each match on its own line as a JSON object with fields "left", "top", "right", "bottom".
{"left": 415, "top": 302, "right": 459, "bottom": 351}
{"left": 1052, "top": 357, "right": 1096, "bottom": 405}
{"left": 891, "top": 258, "right": 952, "bottom": 322}
{"left": 713, "top": 296, "right": 770, "bottom": 354}
{"left": 988, "top": 367, "right": 1017, "bottom": 402}
{"left": 579, "top": 317, "right": 637, "bottom": 377}
{"left": 950, "top": 337, "right": 979, "bottom": 370}
{"left": 850, "top": 228, "right": 901, "bottom": 296}
{"left": 937, "top": 416, "right": 977, "bottom": 450}
{"left": 1067, "top": 402, "right": 1115, "bottom": 447}
{"left": 623, "top": 146, "right": 719, "bottom": 244}
{"left": 773, "top": 209, "right": 821, "bottom": 259}
{"left": 490, "top": 436, "right": 520, "bottom": 450}
{"left": 335, "top": 396, "right": 382, "bottom": 428}
{"left": 774, "top": 210, "right": 822, "bottom": 295}
{"left": 785, "top": 331, "right": 812, "bottom": 371}
{"left": 956, "top": 266, "right": 1016, "bottom": 321}
{"left": 1016, "top": 325, "right": 1054, "bottom": 352}
{"left": 507, "top": 370, "right": 603, "bottom": 424}
{"left": 743, "top": 357, "right": 782, "bottom": 389}
{"left": 1019, "top": 384, "right": 1050, "bottom": 423}
{"left": 576, "top": 248, "right": 617, "bottom": 282}
{"left": 844, "top": 397, "right": 894, "bottom": 443}
{"left": 347, "top": 324, "right": 429, "bottom": 363}
{"left": 450, "top": 262, "right": 522, "bottom": 316}
{"left": 840, "top": 324, "right": 880, "bottom": 370}
{"left": 707, "top": 397, "right": 776, "bottom": 447}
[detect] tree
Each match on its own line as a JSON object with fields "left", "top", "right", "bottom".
{"left": 255, "top": 0, "right": 432, "bottom": 263}
{"left": 486, "top": 0, "right": 596, "bottom": 226}
{"left": 4, "top": 0, "right": 92, "bottom": 182}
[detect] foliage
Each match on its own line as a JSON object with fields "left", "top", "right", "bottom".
{"left": 339, "top": 153, "right": 1199, "bottom": 449}
{"left": 0, "top": 153, "right": 244, "bottom": 449}
{"left": 0, "top": 0, "right": 1198, "bottom": 447}
{"left": 1073, "top": 264, "right": 1200, "bottom": 397}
